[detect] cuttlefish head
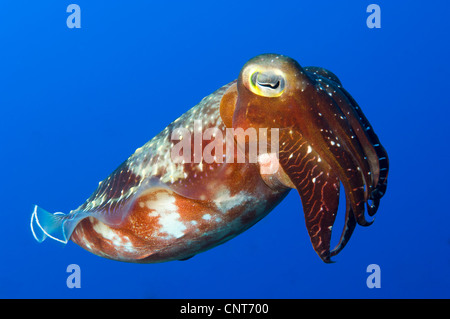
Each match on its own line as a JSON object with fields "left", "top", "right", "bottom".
{"left": 220, "top": 54, "right": 389, "bottom": 262}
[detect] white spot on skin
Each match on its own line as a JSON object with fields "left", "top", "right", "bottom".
{"left": 307, "top": 146, "right": 312, "bottom": 154}
{"left": 202, "top": 214, "right": 211, "bottom": 220}
{"left": 258, "top": 153, "right": 280, "bottom": 175}
{"left": 214, "top": 188, "right": 253, "bottom": 214}
{"left": 158, "top": 211, "right": 186, "bottom": 238}
{"left": 92, "top": 220, "right": 136, "bottom": 253}
{"left": 146, "top": 192, "right": 187, "bottom": 239}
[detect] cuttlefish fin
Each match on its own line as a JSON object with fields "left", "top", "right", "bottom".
{"left": 30, "top": 205, "right": 90, "bottom": 244}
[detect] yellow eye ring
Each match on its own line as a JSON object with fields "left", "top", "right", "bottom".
{"left": 248, "top": 70, "right": 285, "bottom": 97}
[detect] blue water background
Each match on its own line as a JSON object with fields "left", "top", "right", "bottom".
{"left": 1, "top": 1, "right": 449, "bottom": 298}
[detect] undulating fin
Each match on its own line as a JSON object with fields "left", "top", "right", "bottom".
{"left": 30, "top": 205, "right": 89, "bottom": 244}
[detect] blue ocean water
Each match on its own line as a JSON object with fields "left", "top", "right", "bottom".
{"left": 1, "top": 0, "right": 449, "bottom": 298}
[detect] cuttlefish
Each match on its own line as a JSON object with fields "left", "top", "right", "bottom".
{"left": 31, "top": 54, "right": 389, "bottom": 263}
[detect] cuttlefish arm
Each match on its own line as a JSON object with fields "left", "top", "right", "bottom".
{"left": 220, "top": 54, "right": 389, "bottom": 262}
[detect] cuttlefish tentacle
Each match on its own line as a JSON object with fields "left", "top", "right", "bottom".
{"left": 307, "top": 68, "right": 388, "bottom": 218}
{"left": 339, "top": 86, "right": 389, "bottom": 211}
{"left": 303, "top": 85, "right": 372, "bottom": 227}
{"left": 329, "top": 194, "right": 357, "bottom": 257}
{"left": 278, "top": 129, "right": 340, "bottom": 262}
{"left": 305, "top": 66, "right": 389, "bottom": 213}
{"left": 303, "top": 69, "right": 375, "bottom": 225}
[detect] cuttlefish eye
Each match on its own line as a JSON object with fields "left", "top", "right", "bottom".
{"left": 249, "top": 70, "right": 286, "bottom": 97}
